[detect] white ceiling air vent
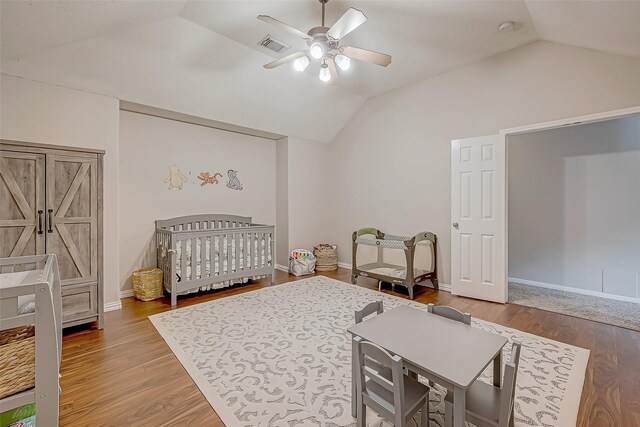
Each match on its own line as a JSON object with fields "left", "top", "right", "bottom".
{"left": 258, "top": 35, "right": 290, "bottom": 53}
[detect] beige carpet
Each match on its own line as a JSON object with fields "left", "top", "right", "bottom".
{"left": 150, "top": 277, "right": 589, "bottom": 427}
{"left": 509, "top": 281, "right": 640, "bottom": 332}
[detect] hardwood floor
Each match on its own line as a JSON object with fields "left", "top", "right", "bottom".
{"left": 59, "top": 268, "right": 640, "bottom": 426}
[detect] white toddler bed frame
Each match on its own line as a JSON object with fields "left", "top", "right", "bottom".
{"left": 0, "top": 254, "right": 62, "bottom": 426}
{"left": 156, "top": 214, "right": 275, "bottom": 306}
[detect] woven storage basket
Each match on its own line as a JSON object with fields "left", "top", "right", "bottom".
{"left": 132, "top": 268, "right": 164, "bottom": 302}
{"left": 313, "top": 244, "right": 338, "bottom": 272}
{"left": 0, "top": 325, "right": 35, "bottom": 400}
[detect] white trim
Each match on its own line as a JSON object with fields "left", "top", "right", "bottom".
{"left": 501, "top": 106, "right": 640, "bottom": 136}
{"left": 508, "top": 277, "right": 640, "bottom": 304}
{"left": 119, "top": 289, "right": 134, "bottom": 299}
{"left": 438, "top": 283, "right": 451, "bottom": 292}
{"left": 337, "top": 261, "right": 351, "bottom": 270}
{"left": 275, "top": 264, "right": 289, "bottom": 273}
{"left": 104, "top": 300, "right": 122, "bottom": 312}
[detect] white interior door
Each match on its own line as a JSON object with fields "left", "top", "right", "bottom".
{"left": 451, "top": 135, "right": 506, "bottom": 303}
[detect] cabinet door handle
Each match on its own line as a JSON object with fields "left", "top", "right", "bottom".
{"left": 37, "top": 210, "right": 44, "bottom": 234}
{"left": 47, "top": 209, "right": 54, "bottom": 233}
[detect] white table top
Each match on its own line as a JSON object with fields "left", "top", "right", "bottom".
{"left": 347, "top": 305, "right": 508, "bottom": 388}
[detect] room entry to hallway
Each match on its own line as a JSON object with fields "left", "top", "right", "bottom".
{"left": 506, "top": 115, "right": 640, "bottom": 330}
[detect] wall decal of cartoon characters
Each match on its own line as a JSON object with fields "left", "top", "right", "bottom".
{"left": 198, "top": 172, "right": 222, "bottom": 186}
{"left": 226, "top": 170, "right": 243, "bottom": 191}
{"left": 165, "top": 165, "right": 187, "bottom": 190}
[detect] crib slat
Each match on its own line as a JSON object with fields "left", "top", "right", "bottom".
{"left": 243, "top": 232, "right": 248, "bottom": 272}
{"left": 251, "top": 233, "right": 256, "bottom": 270}
{"left": 234, "top": 231, "right": 239, "bottom": 273}
{"left": 268, "top": 232, "right": 273, "bottom": 266}
{"left": 189, "top": 238, "right": 194, "bottom": 281}
{"left": 180, "top": 239, "right": 187, "bottom": 281}
{"left": 256, "top": 233, "right": 261, "bottom": 267}
{"left": 218, "top": 235, "right": 223, "bottom": 276}
{"left": 226, "top": 233, "right": 232, "bottom": 275}
{"left": 213, "top": 236, "right": 218, "bottom": 276}
{"left": 259, "top": 233, "right": 264, "bottom": 268}
{"left": 200, "top": 236, "right": 211, "bottom": 278}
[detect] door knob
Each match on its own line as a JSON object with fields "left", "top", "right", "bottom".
{"left": 452, "top": 222, "right": 459, "bottom": 228}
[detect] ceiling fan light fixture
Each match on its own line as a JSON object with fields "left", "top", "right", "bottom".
{"left": 335, "top": 54, "right": 350, "bottom": 71}
{"left": 293, "top": 55, "right": 310, "bottom": 72}
{"left": 319, "top": 62, "right": 331, "bottom": 82}
{"left": 309, "top": 42, "right": 325, "bottom": 59}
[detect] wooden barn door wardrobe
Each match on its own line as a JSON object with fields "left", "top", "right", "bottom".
{"left": 0, "top": 140, "right": 104, "bottom": 329}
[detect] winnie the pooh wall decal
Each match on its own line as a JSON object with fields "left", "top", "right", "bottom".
{"left": 164, "top": 165, "right": 187, "bottom": 190}
{"left": 198, "top": 172, "right": 222, "bottom": 186}
{"left": 226, "top": 170, "right": 243, "bottom": 191}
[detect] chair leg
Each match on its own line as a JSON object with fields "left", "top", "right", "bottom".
{"left": 444, "top": 401, "right": 453, "bottom": 427}
{"left": 509, "top": 404, "right": 515, "bottom": 427}
{"left": 420, "top": 399, "right": 429, "bottom": 426}
{"left": 357, "top": 400, "right": 366, "bottom": 427}
{"left": 408, "top": 285, "right": 414, "bottom": 300}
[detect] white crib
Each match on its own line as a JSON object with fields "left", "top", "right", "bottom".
{"left": 156, "top": 214, "right": 275, "bottom": 306}
{"left": 0, "top": 254, "right": 62, "bottom": 426}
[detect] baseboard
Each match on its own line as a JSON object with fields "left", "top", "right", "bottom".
{"left": 438, "top": 283, "right": 451, "bottom": 292}
{"left": 275, "top": 264, "right": 289, "bottom": 273}
{"left": 508, "top": 276, "right": 640, "bottom": 303}
{"left": 104, "top": 300, "right": 122, "bottom": 312}
{"left": 337, "top": 262, "right": 351, "bottom": 269}
{"left": 119, "top": 289, "right": 134, "bottom": 299}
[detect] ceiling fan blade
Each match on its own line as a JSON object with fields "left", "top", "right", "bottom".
{"left": 326, "top": 58, "right": 339, "bottom": 84}
{"left": 340, "top": 46, "right": 391, "bottom": 67}
{"left": 257, "top": 15, "right": 310, "bottom": 40}
{"left": 263, "top": 51, "right": 307, "bottom": 69}
{"left": 326, "top": 8, "right": 367, "bottom": 40}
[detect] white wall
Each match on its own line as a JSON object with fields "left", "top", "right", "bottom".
{"left": 118, "top": 111, "right": 276, "bottom": 292}
{"left": 275, "top": 138, "right": 289, "bottom": 267}
{"left": 508, "top": 116, "right": 640, "bottom": 296}
{"left": 0, "top": 74, "right": 121, "bottom": 307}
{"left": 274, "top": 136, "right": 332, "bottom": 267}
{"left": 328, "top": 41, "right": 640, "bottom": 287}
{"left": 287, "top": 136, "right": 331, "bottom": 253}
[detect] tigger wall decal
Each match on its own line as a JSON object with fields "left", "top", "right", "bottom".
{"left": 198, "top": 172, "right": 223, "bottom": 186}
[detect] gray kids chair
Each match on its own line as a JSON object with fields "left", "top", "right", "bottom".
{"left": 444, "top": 342, "right": 522, "bottom": 427}
{"left": 353, "top": 336, "right": 430, "bottom": 427}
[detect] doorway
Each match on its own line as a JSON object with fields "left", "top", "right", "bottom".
{"left": 506, "top": 114, "right": 640, "bottom": 330}
{"left": 450, "top": 106, "right": 640, "bottom": 313}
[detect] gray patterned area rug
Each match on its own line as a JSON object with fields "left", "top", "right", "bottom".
{"left": 149, "top": 277, "right": 589, "bottom": 427}
{"left": 509, "top": 281, "right": 640, "bottom": 332}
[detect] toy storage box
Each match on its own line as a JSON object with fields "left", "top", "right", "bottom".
{"left": 289, "top": 249, "right": 316, "bottom": 276}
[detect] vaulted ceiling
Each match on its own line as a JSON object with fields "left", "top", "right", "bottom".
{"left": 2, "top": 1, "right": 639, "bottom": 142}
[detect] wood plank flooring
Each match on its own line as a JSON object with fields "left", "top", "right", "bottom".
{"left": 59, "top": 268, "right": 640, "bottom": 426}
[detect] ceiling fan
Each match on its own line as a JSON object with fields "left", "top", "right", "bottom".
{"left": 258, "top": 0, "right": 392, "bottom": 83}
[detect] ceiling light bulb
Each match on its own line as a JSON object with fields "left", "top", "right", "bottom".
{"left": 293, "top": 56, "right": 310, "bottom": 72}
{"left": 335, "top": 54, "right": 350, "bottom": 71}
{"left": 309, "top": 42, "right": 325, "bottom": 59}
{"left": 319, "top": 63, "right": 331, "bottom": 82}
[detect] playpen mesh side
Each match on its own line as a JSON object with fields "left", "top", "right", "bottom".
{"left": 355, "top": 234, "right": 434, "bottom": 276}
